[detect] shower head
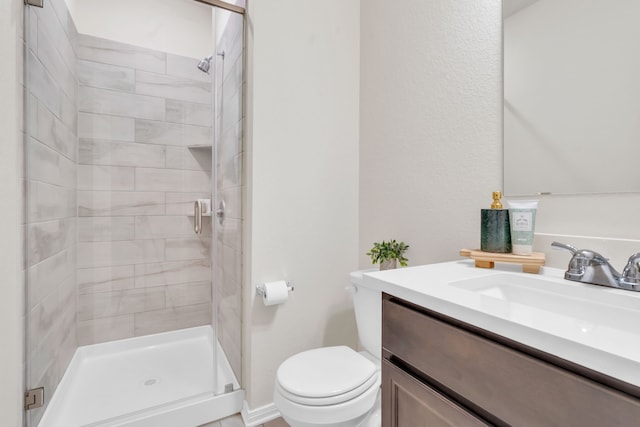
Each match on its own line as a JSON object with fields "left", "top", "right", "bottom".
{"left": 197, "top": 55, "right": 213, "bottom": 73}
{"left": 196, "top": 51, "right": 225, "bottom": 74}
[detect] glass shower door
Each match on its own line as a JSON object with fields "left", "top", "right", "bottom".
{"left": 22, "top": 0, "right": 244, "bottom": 425}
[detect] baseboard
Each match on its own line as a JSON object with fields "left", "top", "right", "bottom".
{"left": 240, "top": 401, "right": 281, "bottom": 427}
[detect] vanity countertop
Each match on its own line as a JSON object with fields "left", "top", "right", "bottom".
{"left": 360, "top": 260, "right": 640, "bottom": 389}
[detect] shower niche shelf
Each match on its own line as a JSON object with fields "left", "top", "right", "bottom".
{"left": 187, "top": 144, "right": 212, "bottom": 149}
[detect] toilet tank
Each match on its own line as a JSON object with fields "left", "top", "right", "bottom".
{"left": 350, "top": 271, "right": 381, "bottom": 359}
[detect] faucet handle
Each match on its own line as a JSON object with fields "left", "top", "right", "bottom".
{"left": 621, "top": 253, "right": 640, "bottom": 286}
{"left": 551, "top": 241, "right": 578, "bottom": 255}
{"left": 551, "top": 241, "right": 592, "bottom": 279}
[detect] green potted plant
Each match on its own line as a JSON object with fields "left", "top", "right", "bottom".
{"left": 367, "top": 240, "right": 409, "bottom": 270}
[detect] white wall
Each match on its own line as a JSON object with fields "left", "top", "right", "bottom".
{"left": 360, "top": 0, "right": 503, "bottom": 268}
{"left": 360, "top": 0, "right": 640, "bottom": 273}
{"left": 65, "top": 0, "right": 213, "bottom": 59}
{"left": 0, "top": 0, "right": 24, "bottom": 426}
{"left": 244, "top": 0, "right": 360, "bottom": 408}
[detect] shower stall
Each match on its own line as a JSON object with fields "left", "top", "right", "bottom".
{"left": 23, "top": 0, "right": 245, "bottom": 425}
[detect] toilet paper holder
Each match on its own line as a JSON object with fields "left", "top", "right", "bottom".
{"left": 256, "top": 282, "right": 295, "bottom": 297}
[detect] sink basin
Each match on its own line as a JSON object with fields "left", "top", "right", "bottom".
{"left": 450, "top": 273, "right": 640, "bottom": 333}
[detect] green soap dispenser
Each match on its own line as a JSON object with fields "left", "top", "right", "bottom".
{"left": 481, "top": 192, "right": 512, "bottom": 253}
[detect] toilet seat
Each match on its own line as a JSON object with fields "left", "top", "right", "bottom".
{"left": 276, "top": 373, "right": 378, "bottom": 406}
{"left": 276, "top": 346, "right": 377, "bottom": 406}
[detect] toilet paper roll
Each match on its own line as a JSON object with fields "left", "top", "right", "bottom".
{"left": 262, "top": 280, "right": 289, "bottom": 306}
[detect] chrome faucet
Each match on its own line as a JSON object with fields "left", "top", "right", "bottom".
{"left": 552, "top": 242, "right": 640, "bottom": 291}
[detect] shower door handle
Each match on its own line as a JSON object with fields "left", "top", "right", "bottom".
{"left": 216, "top": 200, "right": 226, "bottom": 226}
{"left": 194, "top": 200, "right": 203, "bottom": 235}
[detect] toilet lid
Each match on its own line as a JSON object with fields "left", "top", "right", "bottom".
{"left": 277, "top": 346, "right": 376, "bottom": 399}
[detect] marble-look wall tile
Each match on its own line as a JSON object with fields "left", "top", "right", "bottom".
{"left": 48, "top": 0, "right": 78, "bottom": 52}
{"left": 28, "top": 217, "right": 76, "bottom": 266}
{"left": 166, "top": 146, "right": 212, "bottom": 171}
{"left": 27, "top": 48, "right": 61, "bottom": 118}
{"left": 27, "top": 0, "right": 79, "bottom": 411}
{"left": 79, "top": 139, "right": 165, "bottom": 168}
{"left": 165, "top": 237, "right": 211, "bottom": 261}
{"left": 78, "top": 217, "right": 135, "bottom": 242}
{"left": 79, "top": 112, "right": 135, "bottom": 141}
{"left": 78, "top": 287, "right": 165, "bottom": 320}
{"left": 166, "top": 53, "right": 212, "bottom": 83}
{"left": 135, "top": 119, "right": 211, "bottom": 147}
{"left": 77, "top": 239, "right": 165, "bottom": 268}
{"left": 79, "top": 86, "right": 165, "bottom": 121}
{"left": 78, "top": 191, "right": 164, "bottom": 216}
{"left": 166, "top": 282, "right": 211, "bottom": 308}
{"left": 134, "top": 259, "right": 211, "bottom": 288}
{"left": 165, "top": 192, "right": 211, "bottom": 215}
{"left": 78, "top": 314, "right": 134, "bottom": 345}
{"left": 78, "top": 34, "right": 166, "bottom": 74}
{"left": 33, "top": 97, "right": 77, "bottom": 161}
{"left": 37, "top": 22, "right": 77, "bottom": 101}
{"left": 135, "top": 167, "right": 211, "bottom": 192}
{"left": 135, "top": 215, "right": 210, "bottom": 239}
{"left": 29, "top": 139, "right": 77, "bottom": 189}
{"left": 29, "top": 275, "right": 70, "bottom": 347}
{"left": 215, "top": 15, "right": 244, "bottom": 382}
{"left": 219, "top": 185, "right": 242, "bottom": 220}
{"left": 59, "top": 92, "right": 78, "bottom": 134}
{"left": 77, "top": 265, "right": 135, "bottom": 294}
{"left": 166, "top": 99, "right": 212, "bottom": 127}
{"left": 219, "top": 119, "right": 243, "bottom": 166}
{"left": 75, "top": 36, "right": 217, "bottom": 339}
{"left": 33, "top": 0, "right": 76, "bottom": 76}
{"left": 134, "top": 303, "right": 210, "bottom": 336}
{"left": 78, "top": 165, "right": 135, "bottom": 191}
{"left": 28, "top": 180, "right": 76, "bottom": 223}
{"left": 136, "top": 70, "right": 211, "bottom": 104}
{"left": 217, "top": 152, "right": 242, "bottom": 189}
{"left": 218, "top": 218, "right": 242, "bottom": 252}
{"left": 28, "top": 247, "right": 76, "bottom": 310}
{"left": 78, "top": 60, "right": 135, "bottom": 92}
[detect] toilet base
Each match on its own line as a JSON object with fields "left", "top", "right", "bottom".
{"left": 278, "top": 387, "right": 381, "bottom": 427}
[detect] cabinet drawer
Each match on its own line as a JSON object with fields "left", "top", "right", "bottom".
{"left": 382, "top": 359, "right": 489, "bottom": 427}
{"left": 383, "top": 298, "right": 640, "bottom": 426}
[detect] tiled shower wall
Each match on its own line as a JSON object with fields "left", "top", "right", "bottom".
{"left": 76, "top": 34, "right": 215, "bottom": 345}
{"left": 215, "top": 12, "right": 244, "bottom": 382}
{"left": 25, "top": 0, "right": 79, "bottom": 423}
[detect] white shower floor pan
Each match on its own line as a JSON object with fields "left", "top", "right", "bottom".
{"left": 39, "top": 325, "right": 243, "bottom": 427}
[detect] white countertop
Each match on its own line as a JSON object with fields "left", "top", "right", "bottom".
{"left": 361, "top": 260, "right": 640, "bottom": 388}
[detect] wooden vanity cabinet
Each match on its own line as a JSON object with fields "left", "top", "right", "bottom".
{"left": 382, "top": 294, "right": 640, "bottom": 427}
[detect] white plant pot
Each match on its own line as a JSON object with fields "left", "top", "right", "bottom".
{"left": 380, "top": 259, "right": 398, "bottom": 271}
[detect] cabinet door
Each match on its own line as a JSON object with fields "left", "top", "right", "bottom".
{"left": 383, "top": 298, "right": 640, "bottom": 426}
{"left": 382, "top": 360, "right": 489, "bottom": 427}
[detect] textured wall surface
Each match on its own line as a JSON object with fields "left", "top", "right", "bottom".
{"left": 360, "top": 0, "right": 640, "bottom": 272}
{"left": 244, "top": 0, "right": 360, "bottom": 408}
{"left": 25, "top": 0, "right": 79, "bottom": 423}
{"left": 76, "top": 34, "right": 214, "bottom": 345}
{"left": 360, "top": 0, "right": 503, "bottom": 268}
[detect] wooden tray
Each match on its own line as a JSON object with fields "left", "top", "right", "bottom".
{"left": 460, "top": 249, "right": 545, "bottom": 274}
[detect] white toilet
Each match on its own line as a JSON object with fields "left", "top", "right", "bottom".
{"left": 273, "top": 272, "right": 382, "bottom": 427}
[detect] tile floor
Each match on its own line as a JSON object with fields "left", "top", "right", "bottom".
{"left": 200, "top": 414, "right": 289, "bottom": 427}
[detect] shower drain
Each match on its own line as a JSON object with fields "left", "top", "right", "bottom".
{"left": 142, "top": 377, "right": 160, "bottom": 386}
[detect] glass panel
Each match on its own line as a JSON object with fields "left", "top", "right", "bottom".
{"left": 24, "top": 2, "right": 79, "bottom": 425}
{"left": 24, "top": 0, "right": 244, "bottom": 425}
{"left": 213, "top": 9, "right": 244, "bottom": 391}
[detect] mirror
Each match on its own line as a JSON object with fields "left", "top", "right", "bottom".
{"left": 503, "top": 0, "right": 640, "bottom": 196}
